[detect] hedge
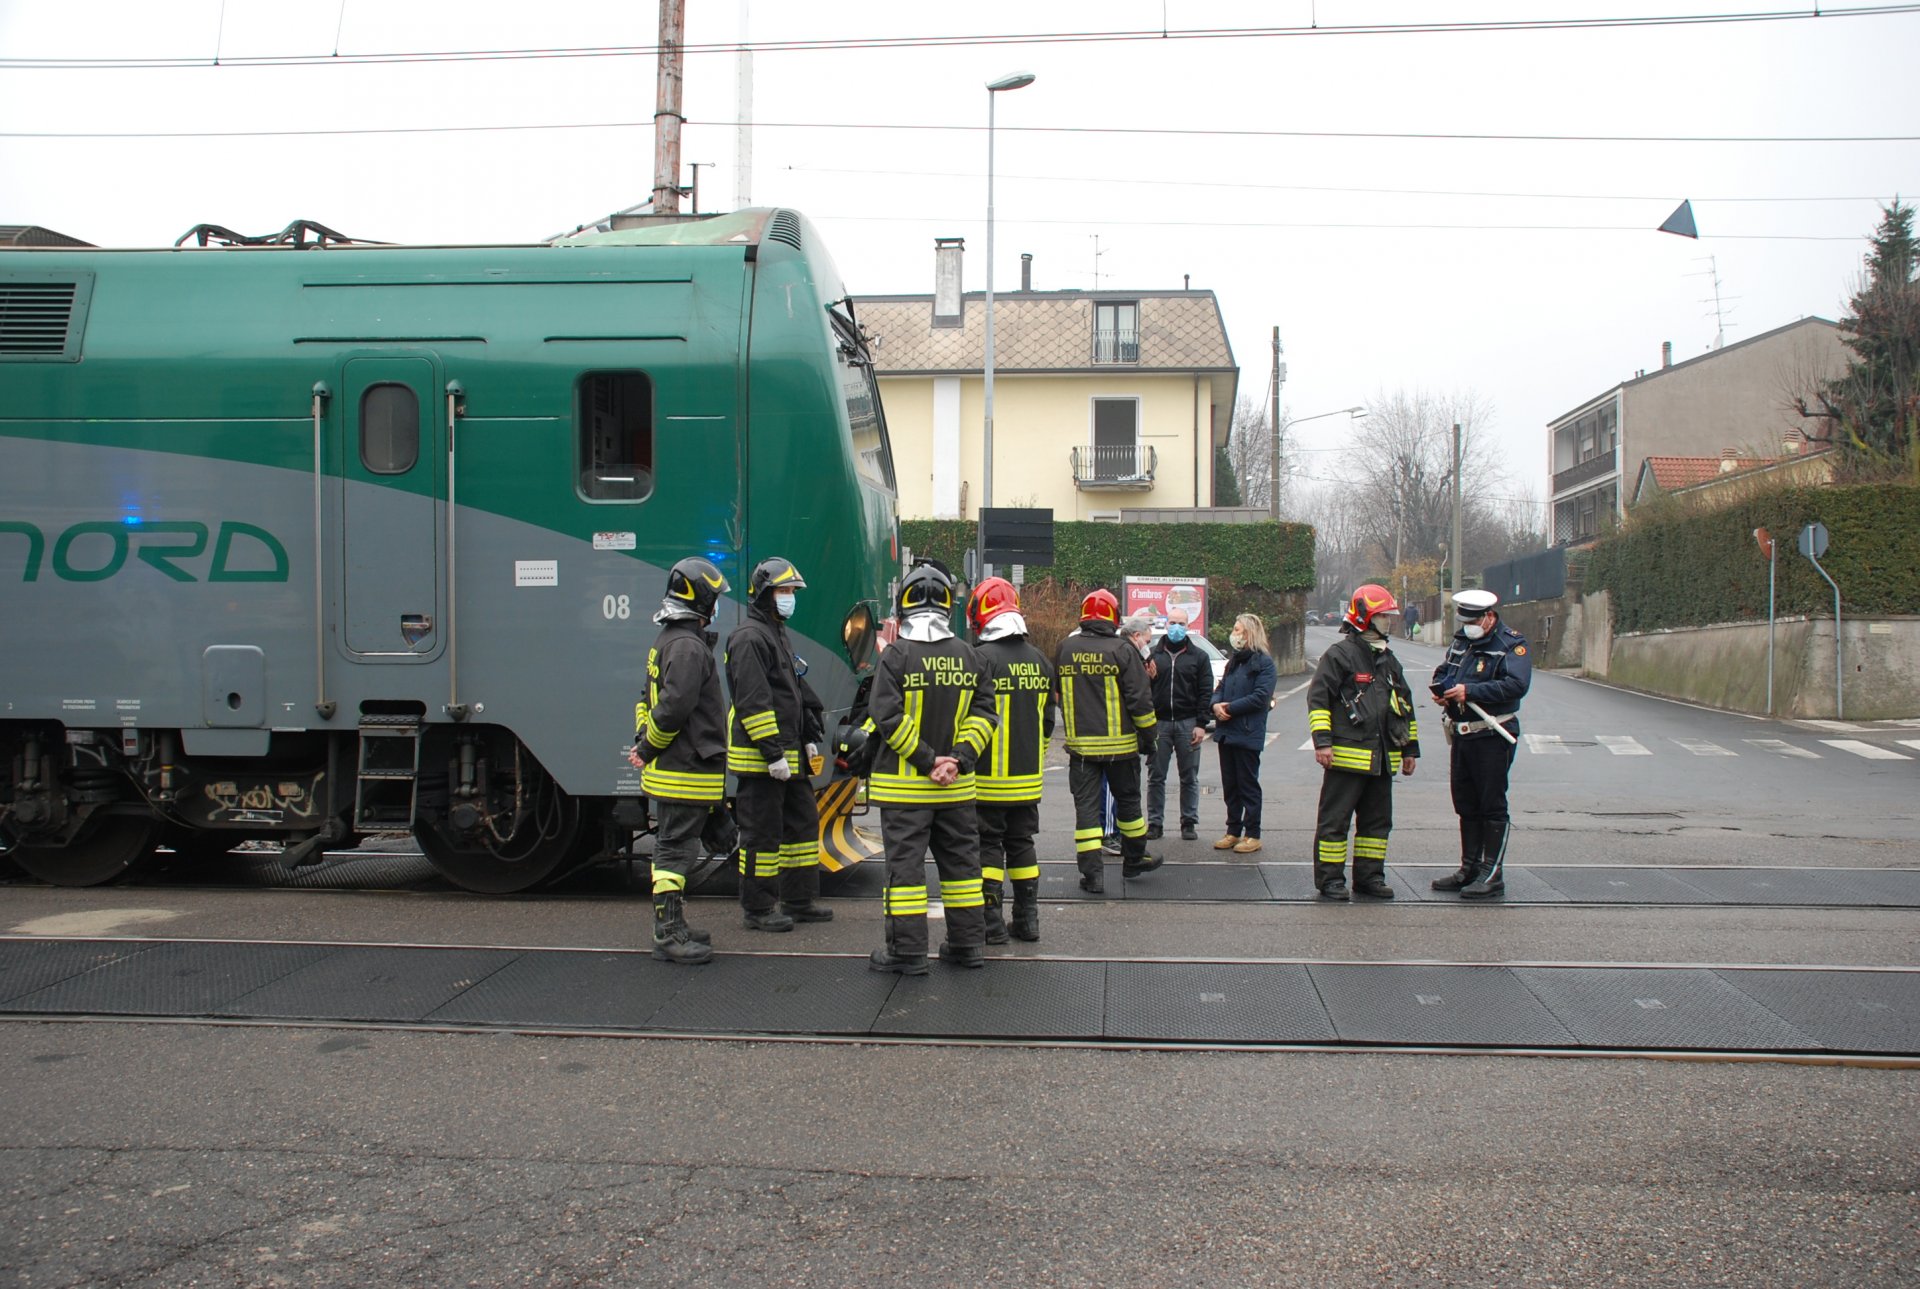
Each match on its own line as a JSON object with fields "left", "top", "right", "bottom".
{"left": 1586, "top": 484, "right": 1920, "bottom": 633}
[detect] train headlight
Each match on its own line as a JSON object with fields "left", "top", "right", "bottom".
{"left": 842, "top": 602, "right": 878, "bottom": 671}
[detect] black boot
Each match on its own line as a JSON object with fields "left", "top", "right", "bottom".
{"left": 1461, "top": 820, "right": 1508, "bottom": 899}
{"left": 1121, "top": 836, "right": 1162, "bottom": 876}
{"left": 652, "top": 892, "right": 713, "bottom": 965}
{"left": 742, "top": 904, "right": 796, "bottom": 932}
{"left": 982, "top": 878, "right": 1010, "bottom": 945}
{"left": 1078, "top": 860, "right": 1105, "bottom": 894}
{"left": 780, "top": 864, "right": 834, "bottom": 922}
{"left": 939, "top": 941, "right": 986, "bottom": 969}
{"left": 1315, "top": 860, "right": 1349, "bottom": 900}
{"left": 1353, "top": 872, "right": 1395, "bottom": 899}
{"left": 1008, "top": 878, "right": 1040, "bottom": 942}
{"left": 1433, "top": 819, "right": 1484, "bottom": 892}
{"left": 869, "top": 947, "right": 929, "bottom": 975}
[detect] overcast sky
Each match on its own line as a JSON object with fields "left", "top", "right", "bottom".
{"left": 3, "top": 1, "right": 1916, "bottom": 518}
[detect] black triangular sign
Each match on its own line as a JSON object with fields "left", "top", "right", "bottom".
{"left": 1658, "top": 200, "right": 1698, "bottom": 239}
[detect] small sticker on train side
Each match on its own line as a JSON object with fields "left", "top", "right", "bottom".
{"left": 593, "top": 532, "right": 637, "bottom": 551}
{"left": 515, "top": 560, "right": 559, "bottom": 587}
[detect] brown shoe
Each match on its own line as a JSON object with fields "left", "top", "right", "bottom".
{"left": 1232, "top": 837, "right": 1263, "bottom": 854}
{"left": 1213, "top": 833, "right": 1241, "bottom": 850}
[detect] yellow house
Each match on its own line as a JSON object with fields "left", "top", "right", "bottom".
{"left": 855, "top": 241, "right": 1238, "bottom": 521}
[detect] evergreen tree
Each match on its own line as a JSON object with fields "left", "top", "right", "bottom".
{"left": 1213, "top": 442, "right": 1243, "bottom": 507}
{"left": 1800, "top": 200, "right": 1920, "bottom": 476}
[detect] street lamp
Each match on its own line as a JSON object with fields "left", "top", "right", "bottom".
{"left": 980, "top": 70, "right": 1035, "bottom": 569}
{"left": 1271, "top": 405, "right": 1365, "bottom": 519}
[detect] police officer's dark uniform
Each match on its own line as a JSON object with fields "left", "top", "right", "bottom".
{"left": 1147, "top": 622, "right": 1213, "bottom": 841}
{"left": 1306, "top": 584, "right": 1421, "bottom": 900}
{"left": 725, "top": 557, "right": 830, "bottom": 931}
{"left": 966, "top": 576, "right": 1054, "bottom": 944}
{"left": 867, "top": 564, "right": 999, "bottom": 974}
{"left": 1430, "top": 588, "right": 1532, "bottom": 898}
{"left": 633, "top": 557, "right": 732, "bottom": 964}
{"left": 1055, "top": 589, "right": 1159, "bottom": 893}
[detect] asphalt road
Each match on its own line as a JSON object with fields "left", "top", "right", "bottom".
{"left": 3, "top": 631, "right": 1917, "bottom": 1286}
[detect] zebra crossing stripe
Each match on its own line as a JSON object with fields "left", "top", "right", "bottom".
{"left": 1525, "top": 734, "right": 1568, "bottom": 755}
{"left": 1744, "top": 738, "right": 1820, "bottom": 759}
{"left": 1820, "top": 739, "right": 1913, "bottom": 761}
{"left": 1596, "top": 735, "right": 1651, "bottom": 756}
{"left": 1299, "top": 738, "right": 1315, "bottom": 752}
{"left": 1898, "top": 739, "right": 1920, "bottom": 753}
{"left": 1674, "top": 738, "right": 1737, "bottom": 757}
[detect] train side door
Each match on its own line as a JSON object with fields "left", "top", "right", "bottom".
{"left": 338, "top": 355, "right": 445, "bottom": 658}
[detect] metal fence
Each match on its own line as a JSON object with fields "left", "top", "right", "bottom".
{"left": 1481, "top": 546, "right": 1568, "bottom": 605}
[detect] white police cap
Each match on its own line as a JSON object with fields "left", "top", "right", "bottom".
{"left": 1453, "top": 589, "right": 1499, "bottom": 617}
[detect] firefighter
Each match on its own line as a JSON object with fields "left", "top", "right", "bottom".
{"left": 1307, "top": 584, "right": 1421, "bottom": 900}
{"left": 628, "top": 557, "right": 736, "bottom": 964}
{"left": 725, "top": 556, "right": 831, "bottom": 932}
{"left": 966, "top": 576, "right": 1054, "bottom": 944}
{"left": 1430, "top": 588, "right": 1532, "bottom": 899}
{"left": 867, "top": 562, "right": 999, "bottom": 974}
{"left": 1055, "top": 588, "right": 1160, "bottom": 893}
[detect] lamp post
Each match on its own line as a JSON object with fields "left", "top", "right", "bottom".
{"left": 980, "top": 70, "right": 1035, "bottom": 576}
{"left": 1273, "top": 405, "right": 1365, "bottom": 518}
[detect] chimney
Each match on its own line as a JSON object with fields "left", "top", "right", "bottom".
{"left": 1782, "top": 429, "right": 1803, "bottom": 456}
{"left": 1662, "top": 341, "right": 1672, "bottom": 369}
{"left": 1719, "top": 446, "right": 1739, "bottom": 473}
{"left": 1183, "top": 274, "right": 1190, "bottom": 290}
{"left": 1020, "top": 252, "right": 1032, "bottom": 291}
{"left": 933, "top": 237, "right": 964, "bottom": 325}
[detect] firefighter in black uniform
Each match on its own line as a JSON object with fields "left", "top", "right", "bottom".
{"left": 630, "top": 556, "right": 732, "bottom": 965}
{"left": 966, "top": 576, "right": 1054, "bottom": 944}
{"left": 1430, "top": 588, "right": 1532, "bottom": 898}
{"left": 867, "top": 563, "right": 999, "bottom": 974}
{"left": 725, "top": 556, "right": 831, "bottom": 932}
{"left": 1307, "top": 583, "right": 1421, "bottom": 900}
{"left": 1055, "top": 588, "right": 1160, "bottom": 893}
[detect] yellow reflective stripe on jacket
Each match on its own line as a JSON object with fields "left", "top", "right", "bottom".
{"left": 1132, "top": 710, "right": 1157, "bottom": 731}
{"left": 992, "top": 693, "right": 1012, "bottom": 778}
{"left": 1067, "top": 731, "right": 1139, "bottom": 755}
{"left": 1307, "top": 708, "right": 1333, "bottom": 732}
{"left": 740, "top": 709, "right": 780, "bottom": 741}
{"left": 1407, "top": 718, "right": 1420, "bottom": 743}
{"left": 642, "top": 765, "right": 725, "bottom": 802}
{"left": 868, "top": 772, "right": 976, "bottom": 805}
{"left": 975, "top": 773, "right": 1043, "bottom": 803}
{"left": 728, "top": 748, "right": 804, "bottom": 774}
{"left": 1328, "top": 744, "right": 1376, "bottom": 772}
{"left": 957, "top": 714, "right": 994, "bottom": 757}
{"left": 644, "top": 720, "right": 676, "bottom": 751}
{"left": 1104, "top": 675, "right": 1121, "bottom": 742}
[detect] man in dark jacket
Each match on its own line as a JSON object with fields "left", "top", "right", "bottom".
{"left": 1147, "top": 608, "right": 1212, "bottom": 841}
{"left": 1056, "top": 589, "right": 1160, "bottom": 893}
{"left": 1306, "top": 584, "right": 1420, "bottom": 900}
{"left": 725, "top": 556, "right": 830, "bottom": 932}
{"left": 630, "top": 556, "right": 731, "bottom": 965}
{"left": 1430, "top": 589, "right": 1531, "bottom": 898}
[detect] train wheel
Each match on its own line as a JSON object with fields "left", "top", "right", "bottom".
{"left": 412, "top": 795, "right": 598, "bottom": 895}
{"left": 11, "top": 815, "right": 163, "bottom": 887}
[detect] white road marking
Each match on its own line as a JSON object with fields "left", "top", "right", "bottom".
{"left": 1276, "top": 679, "right": 1310, "bottom": 700}
{"left": 1298, "top": 738, "right": 1315, "bottom": 751}
{"left": 1596, "top": 735, "right": 1651, "bottom": 756}
{"left": 12, "top": 908, "right": 181, "bottom": 937}
{"left": 1675, "top": 738, "right": 1738, "bottom": 757}
{"left": 1525, "top": 734, "right": 1568, "bottom": 755}
{"left": 1800, "top": 719, "right": 1867, "bottom": 732}
{"left": 1744, "top": 739, "right": 1820, "bottom": 759}
{"left": 1265, "top": 733, "right": 1281, "bottom": 747}
{"left": 1900, "top": 739, "right": 1920, "bottom": 753}
{"left": 1821, "top": 739, "right": 1912, "bottom": 761}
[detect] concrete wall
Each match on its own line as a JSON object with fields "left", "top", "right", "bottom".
{"left": 1588, "top": 608, "right": 1920, "bottom": 719}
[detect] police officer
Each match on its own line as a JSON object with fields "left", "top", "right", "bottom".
{"left": 725, "top": 557, "right": 831, "bottom": 931}
{"left": 1056, "top": 589, "right": 1159, "bottom": 893}
{"left": 630, "top": 557, "right": 731, "bottom": 965}
{"left": 1306, "top": 584, "right": 1421, "bottom": 900}
{"left": 867, "top": 563, "right": 999, "bottom": 974}
{"left": 966, "top": 576, "right": 1054, "bottom": 944}
{"left": 1430, "top": 588, "right": 1532, "bottom": 899}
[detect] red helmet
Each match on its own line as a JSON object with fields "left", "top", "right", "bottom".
{"left": 1080, "top": 588, "right": 1120, "bottom": 625}
{"left": 1343, "top": 583, "right": 1400, "bottom": 632}
{"left": 967, "top": 576, "right": 1020, "bottom": 634}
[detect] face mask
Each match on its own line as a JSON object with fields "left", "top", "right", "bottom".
{"left": 1462, "top": 622, "right": 1487, "bottom": 640}
{"left": 773, "top": 591, "right": 797, "bottom": 619}
{"left": 1166, "top": 624, "right": 1188, "bottom": 643}
{"left": 1229, "top": 631, "right": 1248, "bottom": 651}
{"left": 1137, "top": 641, "right": 1151, "bottom": 659}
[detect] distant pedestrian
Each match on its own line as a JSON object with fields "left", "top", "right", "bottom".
{"left": 1307, "top": 584, "right": 1420, "bottom": 900}
{"left": 1206, "top": 613, "right": 1277, "bottom": 854}
{"left": 1405, "top": 602, "right": 1421, "bottom": 640}
{"left": 1430, "top": 589, "right": 1531, "bottom": 899}
{"left": 1147, "top": 608, "right": 1212, "bottom": 841}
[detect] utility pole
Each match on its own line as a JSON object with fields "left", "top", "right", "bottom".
{"left": 652, "top": 0, "right": 686, "bottom": 214}
{"left": 1450, "top": 421, "right": 1463, "bottom": 597}
{"left": 1268, "top": 327, "right": 1286, "bottom": 520}
{"left": 734, "top": 0, "right": 753, "bottom": 210}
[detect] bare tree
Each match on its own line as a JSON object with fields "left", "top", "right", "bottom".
{"left": 1226, "top": 395, "right": 1272, "bottom": 510}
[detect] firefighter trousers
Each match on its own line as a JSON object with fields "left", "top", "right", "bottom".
{"left": 880, "top": 804, "right": 985, "bottom": 958}
{"left": 1069, "top": 755, "right": 1147, "bottom": 877}
{"left": 734, "top": 773, "right": 822, "bottom": 913}
{"left": 1314, "top": 768, "right": 1394, "bottom": 889}
{"left": 649, "top": 799, "right": 710, "bottom": 896}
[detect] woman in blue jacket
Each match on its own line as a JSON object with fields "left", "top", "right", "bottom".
{"left": 1205, "top": 613, "right": 1277, "bottom": 853}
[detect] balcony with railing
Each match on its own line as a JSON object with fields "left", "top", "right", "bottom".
{"left": 1070, "top": 444, "right": 1157, "bottom": 489}
{"left": 1093, "top": 328, "right": 1140, "bottom": 364}
{"left": 1552, "top": 447, "right": 1618, "bottom": 496}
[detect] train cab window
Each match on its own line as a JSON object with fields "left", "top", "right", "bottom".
{"left": 577, "top": 371, "right": 654, "bottom": 502}
{"left": 829, "top": 308, "right": 896, "bottom": 494}
{"left": 360, "top": 383, "right": 419, "bottom": 474}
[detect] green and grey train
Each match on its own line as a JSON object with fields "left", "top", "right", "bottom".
{"left": 0, "top": 209, "right": 897, "bottom": 893}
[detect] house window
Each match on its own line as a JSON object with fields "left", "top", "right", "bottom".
{"left": 577, "top": 371, "right": 654, "bottom": 502}
{"left": 1094, "top": 301, "right": 1139, "bottom": 364}
{"left": 1091, "top": 397, "right": 1140, "bottom": 479}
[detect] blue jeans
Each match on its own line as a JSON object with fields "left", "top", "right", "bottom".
{"left": 1148, "top": 716, "right": 1200, "bottom": 828}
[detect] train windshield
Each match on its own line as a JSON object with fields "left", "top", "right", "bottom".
{"left": 828, "top": 303, "right": 895, "bottom": 494}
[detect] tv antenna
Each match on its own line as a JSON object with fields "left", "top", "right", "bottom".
{"left": 1690, "top": 255, "right": 1738, "bottom": 350}
{"left": 1090, "top": 234, "right": 1107, "bottom": 290}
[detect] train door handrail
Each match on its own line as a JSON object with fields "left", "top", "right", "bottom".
{"left": 311, "top": 383, "right": 335, "bottom": 720}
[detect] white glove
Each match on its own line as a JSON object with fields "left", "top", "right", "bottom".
{"left": 805, "top": 742, "right": 820, "bottom": 761}
{"left": 767, "top": 757, "right": 794, "bottom": 782}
